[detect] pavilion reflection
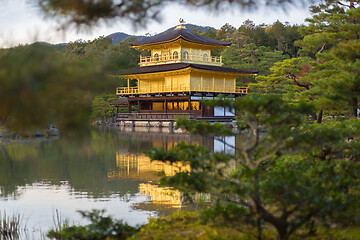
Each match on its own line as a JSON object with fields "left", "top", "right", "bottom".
{"left": 107, "top": 128, "right": 234, "bottom": 210}
{"left": 139, "top": 183, "right": 182, "bottom": 208}
{"left": 107, "top": 153, "right": 189, "bottom": 183}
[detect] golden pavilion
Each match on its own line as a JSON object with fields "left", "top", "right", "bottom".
{"left": 114, "top": 24, "right": 259, "bottom": 120}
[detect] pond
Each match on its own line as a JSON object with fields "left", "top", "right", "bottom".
{"left": 0, "top": 126, "right": 231, "bottom": 239}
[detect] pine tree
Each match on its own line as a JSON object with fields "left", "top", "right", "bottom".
{"left": 297, "top": 0, "right": 360, "bottom": 118}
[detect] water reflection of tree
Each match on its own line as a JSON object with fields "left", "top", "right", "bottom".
{"left": 0, "top": 128, "right": 214, "bottom": 200}
{"left": 0, "top": 129, "right": 127, "bottom": 198}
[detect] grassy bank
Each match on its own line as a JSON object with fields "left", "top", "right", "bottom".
{"left": 2, "top": 210, "right": 360, "bottom": 239}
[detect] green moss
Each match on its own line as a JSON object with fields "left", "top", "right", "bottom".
{"left": 132, "top": 212, "right": 360, "bottom": 240}
{"left": 133, "top": 212, "right": 263, "bottom": 240}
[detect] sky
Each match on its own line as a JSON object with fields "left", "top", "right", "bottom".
{"left": 0, "top": 0, "right": 314, "bottom": 48}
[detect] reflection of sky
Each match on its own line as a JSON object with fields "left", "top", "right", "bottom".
{"left": 214, "top": 136, "right": 236, "bottom": 154}
{"left": 0, "top": 1, "right": 312, "bottom": 47}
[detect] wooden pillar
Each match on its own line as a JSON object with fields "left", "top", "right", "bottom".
{"left": 212, "top": 77, "right": 215, "bottom": 92}
{"left": 234, "top": 78, "right": 236, "bottom": 93}
{"left": 128, "top": 103, "right": 131, "bottom": 113}
{"left": 165, "top": 99, "right": 168, "bottom": 113}
{"left": 137, "top": 79, "right": 139, "bottom": 93}
{"left": 188, "top": 97, "right": 191, "bottom": 118}
{"left": 127, "top": 78, "right": 130, "bottom": 93}
{"left": 201, "top": 94, "right": 204, "bottom": 117}
{"left": 224, "top": 102, "right": 226, "bottom": 116}
{"left": 137, "top": 100, "right": 140, "bottom": 113}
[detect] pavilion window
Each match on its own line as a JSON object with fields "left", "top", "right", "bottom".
{"left": 154, "top": 53, "right": 159, "bottom": 61}
{"left": 177, "top": 102, "right": 189, "bottom": 110}
{"left": 173, "top": 51, "right": 179, "bottom": 59}
{"left": 183, "top": 51, "right": 189, "bottom": 59}
{"left": 191, "top": 101, "right": 200, "bottom": 110}
{"left": 203, "top": 53, "right": 209, "bottom": 62}
{"left": 167, "top": 102, "right": 174, "bottom": 110}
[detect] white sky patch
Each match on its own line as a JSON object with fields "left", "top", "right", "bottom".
{"left": 0, "top": 1, "right": 313, "bottom": 48}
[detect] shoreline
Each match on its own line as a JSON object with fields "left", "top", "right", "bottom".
{"left": 0, "top": 127, "right": 59, "bottom": 140}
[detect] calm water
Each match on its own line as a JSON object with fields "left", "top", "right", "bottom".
{"left": 0, "top": 126, "right": 223, "bottom": 238}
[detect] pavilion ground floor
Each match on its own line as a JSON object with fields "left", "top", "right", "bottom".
{"left": 112, "top": 91, "right": 242, "bottom": 122}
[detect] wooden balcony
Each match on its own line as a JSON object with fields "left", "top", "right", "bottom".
{"left": 116, "top": 85, "right": 248, "bottom": 95}
{"left": 115, "top": 112, "right": 236, "bottom": 122}
{"left": 116, "top": 112, "right": 199, "bottom": 120}
{"left": 139, "top": 54, "right": 222, "bottom": 67}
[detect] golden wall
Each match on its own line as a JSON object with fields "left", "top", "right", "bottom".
{"left": 139, "top": 79, "right": 166, "bottom": 92}
{"left": 190, "top": 72, "right": 236, "bottom": 93}
{"left": 164, "top": 74, "right": 191, "bottom": 90}
{"left": 135, "top": 72, "right": 235, "bottom": 94}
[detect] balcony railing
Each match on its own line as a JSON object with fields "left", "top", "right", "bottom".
{"left": 139, "top": 54, "right": 222, "bottom": 66}
{"left": 116, "top": 85, "right": 248, "bottom": 95}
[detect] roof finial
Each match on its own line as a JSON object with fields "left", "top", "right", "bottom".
{"left": 175, "top": 19, "right": 186, "bottom": 30}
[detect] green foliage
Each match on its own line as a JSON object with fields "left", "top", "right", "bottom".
{"left": 135, "top": 211, "right": 261, "bottom": 240}
{"left": 66, "top": 36, "right": 140, "bottom": 73}
{"left": 250, "top": 57, "right": 311, "bottom": 98}
{"left": 0, "top": 35, "right": 142, "bottom": 132}
{"left": 0, "top": 43, "right": 118, "bottom": 132}
{"left": 91, "top": 94, "right": 118, "bottom": 119}
{"left": 216, "top": 20, "right": 301, "bottom": 83}
{"left": 296, "top": 0, "right": 360, "bottom": 117}
{"left": 47, "top": 210, "right": 139, "bottom": 240}
{"left": 222, "top": 43, "right": 288, "bottom": 76}
{"left": 149, "top": 94, "right": 360, "bottom": 240}
{"left": 134, "top": 211, "right": 359, "bottom": 240}
{"left": 220, "top": 20, "right": 302, "bottom": 58}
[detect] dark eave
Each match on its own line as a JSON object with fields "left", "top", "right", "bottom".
{"left": 119, "top": 63, "right": 259, "bottom": 76}
{"left": 130, "top": 27, "right": 232, "bottom": 47}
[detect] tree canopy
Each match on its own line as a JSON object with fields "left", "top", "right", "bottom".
{"left": 37, "top": 0, "right": 316, "bottom": 29}
{"left": 149, "top": 94, "right": 360, "bottom": 240}
{"left": 297, "top": 0, "right": 360, "bottom": 118}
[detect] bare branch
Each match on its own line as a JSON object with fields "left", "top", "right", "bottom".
{"left": 285, "top": 72, "right": 311, "bottom": 90}
{"left": 317, "top": 42, "right": 326, "bottom": 54}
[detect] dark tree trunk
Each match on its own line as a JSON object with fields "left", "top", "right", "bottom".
{"left": 317, "top": 110, "right": 323, "bottom": 124}
{"left": 352, "top": 97, "right": 358, "bottom": 118}
{"left": 257, "top": 217, "right": 262, "bottom": 240}
{"left": 252, "top": 195, "right": 289, "bottom": 240}
{"left": 258, "top": 207, "right": 289, "bottom": 240}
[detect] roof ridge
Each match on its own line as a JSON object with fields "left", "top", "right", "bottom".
{"left": 130, "top": 26, "right": 231, "bottom": 47}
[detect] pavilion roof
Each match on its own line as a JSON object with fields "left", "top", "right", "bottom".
{"left": 119, "top": 63, "right": 259, "bottom": 76}
{"left": 130, "top": 26, "right": 232, "bottom": 47}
